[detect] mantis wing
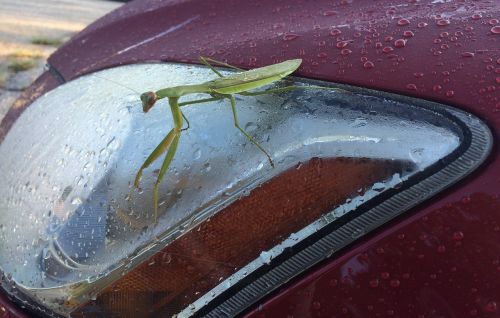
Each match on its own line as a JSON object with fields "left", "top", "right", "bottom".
{"left": 206, "top": 59, "right": 302, "bottom": 94}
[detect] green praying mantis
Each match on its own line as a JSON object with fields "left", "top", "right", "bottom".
{"left": 132, "top": 57, "right": 343, "bottom": 222}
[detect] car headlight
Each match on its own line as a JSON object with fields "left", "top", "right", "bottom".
{"left": 0, "top": 63, "right": 491, "bottom": 317}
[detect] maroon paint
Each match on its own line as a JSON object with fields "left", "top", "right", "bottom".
{"left": 1, "top": 0, "right": 499, "bottom": 317}
{"left": 0, "top": 292, "right": 29, "bottom": 318}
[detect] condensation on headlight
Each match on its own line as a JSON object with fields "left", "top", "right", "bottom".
{"left": 0, "top": 63, "right": 461, "bottom": 316}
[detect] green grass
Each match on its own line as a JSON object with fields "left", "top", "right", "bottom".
{"left": 8, "top": 50, "right": 43, "bottom": 59}
{"left": 8, "top": 59, "right": 36, "bottom": 72}
{"left": 31, "top": 36, "right": 63, "bottom": 46}
{"left": 6, "top": 50, "right": 43, "bottom": 73}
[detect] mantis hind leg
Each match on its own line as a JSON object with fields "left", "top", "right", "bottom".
{"left": 226, "top": 95, "right": 274, "bottom": 168}
{"left": 199, "top": 56, "right": 245, "bottom": 78}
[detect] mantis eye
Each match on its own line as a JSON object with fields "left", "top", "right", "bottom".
{"left": 140, "top": 91, "right": 158, "bottom": 112}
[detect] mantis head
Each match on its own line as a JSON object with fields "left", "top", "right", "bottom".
{"left": 140, "top": 91, "right": 158, "bottom": 112}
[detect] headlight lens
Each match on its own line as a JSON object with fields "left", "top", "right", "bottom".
{"left": 0, "top": 63, "right": 490, "bottom": 317}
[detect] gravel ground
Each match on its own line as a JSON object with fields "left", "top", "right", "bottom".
{"left": 0, "top": 0, "right": 122, "bottom": 121}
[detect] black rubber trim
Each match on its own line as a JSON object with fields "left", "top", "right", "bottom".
{"left": 46, "top": 63, "right": 66, "bottom": 84}
{"left": 193, "top": 83, "right": 493, "bottom": 318}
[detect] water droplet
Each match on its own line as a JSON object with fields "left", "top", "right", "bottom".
{"left": 322, "top": 10, "right": 337, "bottom": 16}
{"left": 489, "top": 19, "right": 499, "bottom": 26}
{"left": 394, "top": 39, "right": 407, "bottom": 48}
{"left": 193, "top": 148, "right": 201, "bottom": 160}
{"left": 436, "top": 19, "right": 450, "bottom": 26}
{"left": 390, "top": 279, "right": 400, "bottom": 288}
{"left": 452, "top": 231, "right": 464, "bottom": 241}
{"left": 244, "top": 121, "right": 258, "bottom": 132}
{"left": 433, "top": 84, "right": 442, "bottom": 91}
{"left": 398, "top": 18, "right": 410, "bottom": 26}
{"left": 312, "top": 301, "right": 321, "bottom": 310}
{"left": 462, "top": 52, "right": 475, "bottom": 57}
{"left": 71, "top": 197, "right": 82, "bottom": 205}
{"left": 336, "top": 40, "right": 350, "bottom": 48}
{"left": 437, "top": 245, "right": 446, "bottom": 253}
{"left": 341, "top": 48, "right": 352, "bottom": 55}
{"left": 491, "top": 26, "right": 500, "bottom": 34}
{"left": 403, "top": 30, "right": 414, "bottom": 38}
{"left": 471, "top": 13, "right": 482, "bottom": 20}
{"left": 369, "top": 279, "right": 379, "bottom": 288}
{"left": 317, "top": 52, "right": 328, "bottom": 58}
{"left": 203, "top": 162, "right": 211, "bottom": 172}
{"left": 484, "top": 301, "right": 497, "bottom": 312}
{"left": 406, "top": 83, "right": 417, "bottom": 90}
{"left": 382, "top": 46, "right": 394, "bottom": 53}
{"left": 445, "top": 90, "right": 455, "bottom": 97}
{"left": 363, "top": 61, "right": 375, "bottom": 69}
{"left": 439, "top": 32, "right": 449, "bottom": 38}
{"left": 329, "top": 279, "right": 338, "bottom": 287}
{"left": 260, "top": 251, "right": 272, "bottom": 264}
{"left": 330, "top": 28, "right": 342, "bottom": 36}
{"left": 417, "top": 22, "right": 428, "bottom": 28}
{"left": 380, "top": 272, "right": 390, "bottom": 279}
{"left": 283, "top": 33, "right": 300, "bottom": 41}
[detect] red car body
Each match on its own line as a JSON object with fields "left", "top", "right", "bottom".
{"left": 0, "top": 0, "right": 498, "bottom": 317}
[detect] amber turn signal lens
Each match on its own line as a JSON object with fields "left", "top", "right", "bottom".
{"left": 73, "top": 157, "right": 405, "bottom": 317}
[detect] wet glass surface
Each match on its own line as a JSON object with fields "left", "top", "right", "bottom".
{"left": 0, "top": 63, "right": 460, "bottom": 316}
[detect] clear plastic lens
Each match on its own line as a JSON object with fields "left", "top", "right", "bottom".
{"left": 0, "top": 63, "right": 460, "bottom": 316}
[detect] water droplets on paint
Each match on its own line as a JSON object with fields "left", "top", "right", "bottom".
{"left": 282, "top": 33, "right": 300, "bottom": 41}
{"left": 436, "top": 19, "right": 450, "bottom": 26}
{"left": 403, "top": 31, "right": 414, "bottom": 38}
{"left": 397, "top": 18, "right": 410, "bottom": 26}
{"left": 471, "top": 13, "right": 482, "bottom": 20}
{"left": 363, "top": 61, "right": 375, "bottom": 69}
{"left": 406, "top": 84, "right": 417, "bottom": 91}
{"left": 382, "top": 46, "right": 394, "bottom": 53}
{"left": 329, "top": 29, "right": 342, "bottom": 36}
{"left": 394, "top": 39, "right": 407, "bottom": 48}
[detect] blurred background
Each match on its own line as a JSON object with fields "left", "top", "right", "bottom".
{"left": 0, "top": 0, "right": 123, "bottom": 121}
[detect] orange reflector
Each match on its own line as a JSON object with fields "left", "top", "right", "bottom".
{"left": 73, "top": 157, "right": 406, "bottom": 317}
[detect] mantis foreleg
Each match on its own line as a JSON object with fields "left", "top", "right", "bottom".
{"left": 226, "top": 95, "right": 274, "bottom": 167}
{"left": 134, "top": 128, "right": 177, "bottom": 188}
{"left": 153, "top": 132, "right": 180, "bottom": 222}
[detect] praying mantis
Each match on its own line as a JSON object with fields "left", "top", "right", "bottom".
{"left": 133, "top": 57, "right": 342, "bottom": 222}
